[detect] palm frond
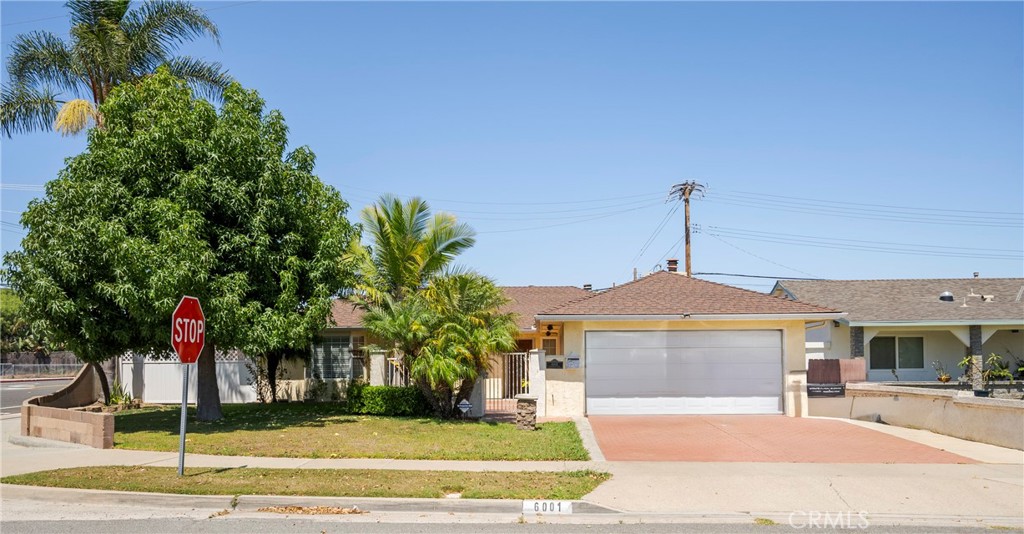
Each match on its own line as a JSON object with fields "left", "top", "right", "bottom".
{"left": 163, "top": 56, "right": 232, "bottom": 101}
{"left": 6, "top": 31, "right": 81, "bottom": 95}
{"left": 121, "top": 0, "right": 220, "bottom": 53}
{"left": 53, "top": 98, "right": 98, "bottom": 136}
{"left": 66, "top": 0, "right": 131, "bottom": 27}
{"left": 1, "top": 83, "right": 61, "bottom": 138}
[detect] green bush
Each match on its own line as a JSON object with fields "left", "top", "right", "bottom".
{"left": 345, "top": 382, "right": 430, "bottom": 416}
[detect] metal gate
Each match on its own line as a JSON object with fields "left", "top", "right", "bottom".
{"left": 484, "top": 352, "right": 530, "bottom": 414}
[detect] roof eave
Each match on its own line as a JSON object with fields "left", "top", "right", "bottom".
{"left": 536, "top": 312, "right": 847, "bottom": 322}
{"left": 848, "top": 319, "right": 1024, "bottom": 327}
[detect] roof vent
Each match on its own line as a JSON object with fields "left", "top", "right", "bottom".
{"left": 982, "top": 295, "right": 994, "bottom": 302}
{"left": 583, "top": 284, "right": 592, "bottom": 292}
{"left": 939, "top": 291, "right": 954, "bottom": 302}
{"left": 667, "top": 259, "right": 679, "bottom": 273}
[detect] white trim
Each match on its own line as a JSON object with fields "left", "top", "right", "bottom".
{"left": 849, "top": 320, "right": 1024, "bottom": 327}
{"left": 537, "top": 313, "right": 845, "bottom": 322}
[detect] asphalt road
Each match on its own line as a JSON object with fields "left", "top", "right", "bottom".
{"left": 0, "top": 379, "right": 71, "bottom": 414}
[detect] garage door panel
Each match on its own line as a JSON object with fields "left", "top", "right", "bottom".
{"left": 585, "top": 330, "right": 783, "bottom": 415}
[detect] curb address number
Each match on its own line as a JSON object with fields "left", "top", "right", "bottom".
{"left": 522, "top": 500, "right": 573, "bottom": 514}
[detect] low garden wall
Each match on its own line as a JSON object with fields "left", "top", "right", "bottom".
{"left": 809, "top": 382, "right": 1024, "bottom": 450}
{"left": 21, "top": 364, "right": 113, "bottom": 448}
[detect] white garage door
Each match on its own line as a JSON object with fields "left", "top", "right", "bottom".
{"left": 586, "top": 330, "right": 783, "bottom": 415}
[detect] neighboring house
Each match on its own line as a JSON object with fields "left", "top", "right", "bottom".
{"left": 772, "top": 278, "right": 1024, "bottom": 382}
{"left": 535, "top": 264, "right": 842, "bottom": 417}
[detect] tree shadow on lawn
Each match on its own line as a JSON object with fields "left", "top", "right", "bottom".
{"left": 114, "top": 403, "right": 362, "bottom": 437}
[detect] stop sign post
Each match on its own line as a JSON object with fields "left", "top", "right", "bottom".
{"left": 171, "top": 296, "right": 205, "bottom": 476}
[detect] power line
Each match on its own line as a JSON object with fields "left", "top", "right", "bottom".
{"left": 707, "top": 233, "right": 822, "bottom": 278}
{"left": 708, "top": 226, "right": 1023, "bottom": 253}
{"left": 629, "top": 203, "right": 679, "bottom": 267}
{"left": 707, "top": 228, "right": 1022, "bottom": 261}
{"left": 719, "top": 188, "right": 1023, "bottom": 217}
{"left": 705, "top": 196, "right": 1021, "bottom": 228}
{"left": 694, "top": 272, "right": 822, "bottom": 280}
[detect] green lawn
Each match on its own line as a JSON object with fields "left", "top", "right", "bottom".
{"left": 114, "top": 404, "right": 589, "bottom": 461}
{"left": 1, "top": 466, "right": 609, "bottom": 500}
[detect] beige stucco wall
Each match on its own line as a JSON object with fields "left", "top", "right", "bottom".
{"left": 984, "top": 330, "right": 1024, "bottom": 362}
{"left": 809, "top": 383, "right": 1024, "bottom": 450}
{"left": 546, "top": 319, "right": 809, "bottom": 417}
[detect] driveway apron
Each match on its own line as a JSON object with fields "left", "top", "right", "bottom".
{"left": 588, "top": 415, "right": 976, "bottom": 463}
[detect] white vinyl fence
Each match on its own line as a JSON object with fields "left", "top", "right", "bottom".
{"left": 120, "top": 352, "right": 257, "bottom": 404}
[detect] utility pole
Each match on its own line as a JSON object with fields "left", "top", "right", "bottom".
{"left": 669, "top": 181, "right": 706, "bottom": 276}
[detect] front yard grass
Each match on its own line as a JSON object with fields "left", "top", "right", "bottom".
{"left": 114, "top": 403, "right": 589, "bottom": 461}
{"left": 1, "top": 467, "right": 609, "bottom": 500}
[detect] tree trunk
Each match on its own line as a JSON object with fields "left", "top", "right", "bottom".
{"left": 267, "top": 352, "right": 280, "bottom": 403}
{"left": 196, "top": 343, "right": 222, "bottom": 421}
{"left": 90, "top": 361, "right": 111, "bottom": 405}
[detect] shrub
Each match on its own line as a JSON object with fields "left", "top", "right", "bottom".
{"left": 345, "top": 382, "right": 430, "bottom": 416}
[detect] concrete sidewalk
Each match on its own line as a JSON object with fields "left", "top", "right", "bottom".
{"left": 2, "top": 412, "right": 1022, "bottom": 529}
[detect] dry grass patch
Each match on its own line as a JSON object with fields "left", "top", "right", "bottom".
{"left": 1, "top": 466, "right": 609, "bottom": 500}
{"left": 114, "top": 404, "right": 588, "bottom": 460}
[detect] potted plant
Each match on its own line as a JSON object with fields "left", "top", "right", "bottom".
{"left": 932, "top": 361, "right": 951, "bottom": 383}
{"left": 960, "top": 354, "right": 1016, "bottom": 397}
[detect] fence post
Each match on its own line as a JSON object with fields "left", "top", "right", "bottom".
{"left": 528, "top": 349, "right": 546, "bottom": 417}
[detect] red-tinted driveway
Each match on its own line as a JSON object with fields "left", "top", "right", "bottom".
{"left": 589, "top": 415, "right": 976, "bottom": 463}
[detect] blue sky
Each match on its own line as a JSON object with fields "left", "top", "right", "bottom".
{"left": 2, "top": 1, "right": 1022, "bottom": 291}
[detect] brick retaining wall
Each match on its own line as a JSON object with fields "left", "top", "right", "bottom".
{"left": 20, "top": 404, "right": 113, "bottom": 448}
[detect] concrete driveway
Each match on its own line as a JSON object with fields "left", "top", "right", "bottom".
{"left": 588, "top": 415, "right": 976, "bottom": 463}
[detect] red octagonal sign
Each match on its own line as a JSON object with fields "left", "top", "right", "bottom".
{"left": 171, "top": 296, "right": 205, "bottom": 364}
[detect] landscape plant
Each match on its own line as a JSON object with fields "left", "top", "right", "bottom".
{"left": 2, "top": 0, "right": 229, "bottom": 137}
{"left": 3, "top": 70, "right": 358, "bottom": 415}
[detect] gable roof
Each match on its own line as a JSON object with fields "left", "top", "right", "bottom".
{"left": 327, "top": 285, "right": 593, "bottom": 330}
{"left": 539, "top": 271, "right": 839, "bottom": 319}
{"left": 501, "top": 286, "right": 593, "bottom": 330}
{"left": 775, "top": 278, "right": 1024, "bottom": 325}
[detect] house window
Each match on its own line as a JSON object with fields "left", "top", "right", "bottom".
{"left": 869, "top": 336, "right": 924, "bottom": 370}
{"left": 541, "top": 338, "right": 558, "bottom": 355}
{"left": 310, "top": 335, "right": 354, "bottom": 380}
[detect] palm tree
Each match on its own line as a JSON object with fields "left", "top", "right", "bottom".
{"left": 363, "top": 272, "right": 518, "bottom": 418}
{"left": 352, "top": 195, "right": 476, "bottom": 306}
{"left": 2, "top": 0, "right": 229, "bottom": 137}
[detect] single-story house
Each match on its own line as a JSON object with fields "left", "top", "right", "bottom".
{"left": 535, "top": 265, "right": 842, "bottom": 417}
{"left": 771, "top": 278, "right": 1024, "bottom": 382}
{"left": 276, "top": 285, "right": 592, "bottom": 403}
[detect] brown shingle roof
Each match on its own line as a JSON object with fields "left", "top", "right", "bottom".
{"left": 541, "top": 271, "right": 837, "bottom": 317}
{"left": 329, "top": 299, "right": 366, "bottom": 328}
{"left": 501, "top": 286, "right": 593, "bottom": 330}
{"left": 776, "top": 278, "right": 1024, "bottom": 323}
{"left": 328, "top": 285, "right": 593, "bottom": 330}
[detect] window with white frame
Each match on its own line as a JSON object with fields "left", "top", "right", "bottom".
{"left": 310, "top": 334, "right": 355, "bottom": 380}
{"left": 869, "top": 336, "right": 924, "bottom": 370}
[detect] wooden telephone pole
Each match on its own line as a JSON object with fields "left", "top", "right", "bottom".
{"left": 669, "top": 182, "right": 706, "bottom": 276}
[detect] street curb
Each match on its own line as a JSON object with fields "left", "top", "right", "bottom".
{"left": 0, "top": 484, "right": 617, "bottom": 515}
{"left": 0, "top": 377, "right": 75, "bottom": 383}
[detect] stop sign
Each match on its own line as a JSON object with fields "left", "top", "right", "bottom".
{"left": 171, "top": 296, "right": 205, "bottom": 364}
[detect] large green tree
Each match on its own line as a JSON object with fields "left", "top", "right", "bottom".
{"left": 2, "top": 0, "right": 229, "bottom": 137}
{"left": 362, "top": 272, "right": 518, "bottom": 418}
{"left": 3, "top": 69, "right": 358, "bottom": 418}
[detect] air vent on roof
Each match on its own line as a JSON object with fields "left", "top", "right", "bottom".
{"left": 982, "top": 295, "right": 994, "bottom": 302}
{"left": 939, "top": 291, "right": 954, "bottom": 302}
